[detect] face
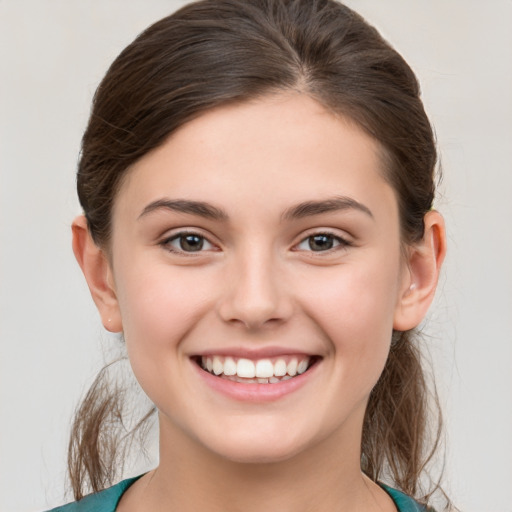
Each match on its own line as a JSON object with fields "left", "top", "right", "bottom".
{"left": 107, "top": 94, "right": 410, "bottom": 464}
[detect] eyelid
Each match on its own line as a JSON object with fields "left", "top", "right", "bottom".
{"left": 293, "top": 229, "right": 353, "bottom": 253}
{"left": 159, "top": 228, "right": 219, "bottom": 255}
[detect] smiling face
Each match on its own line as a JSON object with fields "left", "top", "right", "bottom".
{"left": 101, "top": 94, "right": 411, "bottom": 464}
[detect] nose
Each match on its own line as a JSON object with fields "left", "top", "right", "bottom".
{"left": 217, "top": 246, "right": 293, "bottom": 331}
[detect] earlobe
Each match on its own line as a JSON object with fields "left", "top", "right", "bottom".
{"left": 393, "top": 210, "right": 446, "bottom": 331}
{"left": 72, "top": 215, "right": 123, "bottom": 333}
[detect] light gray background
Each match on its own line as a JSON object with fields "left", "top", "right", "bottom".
{"left": 1, "top": 1, "right": 511, "bottom": 511}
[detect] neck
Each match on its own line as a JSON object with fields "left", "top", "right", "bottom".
{"left": 125, "top": 413, "right": 393, "bottom": 512}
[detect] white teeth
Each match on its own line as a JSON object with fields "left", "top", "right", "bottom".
{"left": 223, "top": 357, "right": 237, "bottom": 376}
{"left": 297, "top": 360, "right": 309, "bottom": 374}
{"left": 255, "top": 359, "right": 274, "bottom": 378}
{"left": 237, "top": 358, "right": 256, "bottom": 378}
{"left": 212, "top": 356, "right": 223, "bottom": 375}
{"left": 236, "top": 376, "right": 257, "bottom": 383}
{"left": 201, "top": 355, "right": 312, "bottom": 381}
{"left": 274, "top": 359, "right": 287, "bottom": 376}
{"left": 287, "top": 359, "right": 298, "bottom": 376}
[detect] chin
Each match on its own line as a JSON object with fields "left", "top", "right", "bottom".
{"left": 193, "top": 419, "right": 319, "bottom": 465}
{"left": 210, "top": 441, "right": 304, "bottom": 465}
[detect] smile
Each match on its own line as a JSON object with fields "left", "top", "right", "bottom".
{"left": 199, "top": 355, "right": 315, "bottom": 384}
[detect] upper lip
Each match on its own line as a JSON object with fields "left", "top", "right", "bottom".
{"left": 191, "top": 346, "right": 318, "bottom": 359}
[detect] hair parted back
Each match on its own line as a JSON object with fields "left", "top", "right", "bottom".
{"left": 70, "top": 0, "right": 446, "bottom": 506}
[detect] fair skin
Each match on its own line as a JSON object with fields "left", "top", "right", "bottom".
{"left": 73, "top": 93, "right": 445, "bottom": 512}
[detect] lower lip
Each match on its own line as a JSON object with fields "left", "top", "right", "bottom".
{"left": 192, "top": 360, "right": 319, "bottom": 402}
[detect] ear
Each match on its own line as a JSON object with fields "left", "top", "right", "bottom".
{"left": 72, "top": 215, "right": 122, "bottom": 333}
{"left": 393, "top": 210, "right": 446, "bottom": 331}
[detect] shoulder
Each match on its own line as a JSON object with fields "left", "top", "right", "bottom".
{"left": 44, "top": 476, "right": 142, "bottom": 512}
{"left": 381, "top": 484, "right": 435, "bottom": 512}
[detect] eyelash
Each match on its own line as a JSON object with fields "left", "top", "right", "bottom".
{"left": 160, "top": 231, "right": 216, "bottom": 255}
{"left": 295, "top": 232, "right": 352, "bottom": 253}
{"left": 160, "top": 230, "right": 351, "bottom": 256}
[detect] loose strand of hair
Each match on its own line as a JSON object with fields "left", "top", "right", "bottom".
{"left": 67, "top": 358, "right": 156, "bottom": 501}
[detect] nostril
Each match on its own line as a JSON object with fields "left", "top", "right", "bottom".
{"left": 224, "top": 316, "right": 288, "bottom": 331}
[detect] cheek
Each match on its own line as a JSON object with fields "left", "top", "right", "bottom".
{"left": 114, "top": 262, "right": 217, "bottom": 361}
{"left": 112, "top": 263, "right": 222, "bottom": 415}
{"left": 303, "top": 261, "right": 399, "bottom": 333}
{"left": 297, "top": 257, "right": 401, "bottom": 381}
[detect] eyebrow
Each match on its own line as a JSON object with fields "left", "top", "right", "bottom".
{"left": 138, "top": 195, "right": 373, "bottom": 222}
{"left": 138, "top": 199, "right": 228, "bottom": 221}
{"left": 281, "top": 196, "right": 374, "bottom": 221}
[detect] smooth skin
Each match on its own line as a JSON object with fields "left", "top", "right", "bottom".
{"left": 73, "top": 93, "right": 445, "bottom": 512}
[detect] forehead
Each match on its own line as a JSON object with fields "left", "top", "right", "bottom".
{"left": 114, "top": 93, "right": 397, "bottom": 224}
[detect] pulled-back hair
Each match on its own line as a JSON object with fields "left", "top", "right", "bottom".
{"left": 70, "top": 0, "right": 446, "bottom": 506}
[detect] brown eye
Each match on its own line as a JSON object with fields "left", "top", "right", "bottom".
{"left": 308, "top": 234, "right": 335, "bottom": 251}
{"left": 295, "top": 233, "right": 350, "bottom": 253}
{"left": 162, "top": 232, "right": 214, "bottom": 253}
{"left": 178, "top": 234, "right": 204, "bottom": 252}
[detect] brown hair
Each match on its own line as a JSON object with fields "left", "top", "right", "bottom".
{"left": 70, "top": 0, "right": 447, "bottom": 506}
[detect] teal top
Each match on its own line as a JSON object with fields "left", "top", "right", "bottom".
{"left": 46, "top": 476, "right": 429, "bottom": 511}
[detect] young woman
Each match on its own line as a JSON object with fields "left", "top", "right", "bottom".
{"left": 49, "top": 0, "right": 448, "bottom": 510}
